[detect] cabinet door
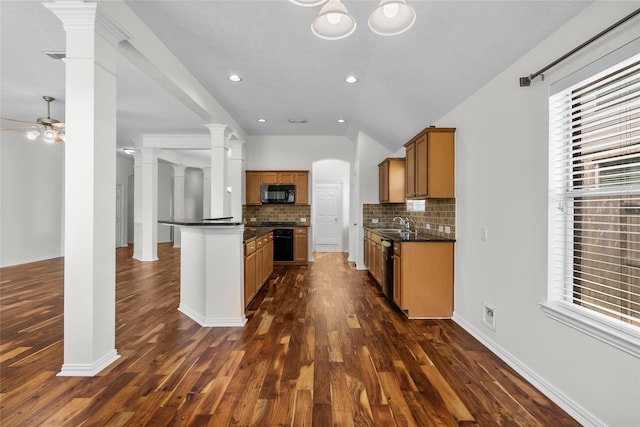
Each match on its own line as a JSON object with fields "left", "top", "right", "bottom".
{"left": 255, "top": 242, "right": 264, "bottom": 291}
{"left": 294, "top": 172, "right": 308, "bottom": 205}
{"left": 262, "top": 172, "right": 278, "bottom": 184}
{"left": 415, "top": 133, "right": 428, "bottom": 197}
{"left": 262, "top": 237, "right": 272, "bottom": 284}
{"left": 294, "top": 227, "right": 308, "bottom": 263}
{"left": 244, "top": 252, "right": 256, "bottom": 308}
{"left": 427, "top": 131, "right": 455, "bottom": 198}
{"left": 393, "top": 248, "right": 402, "bottom": 308}
{"left": 246, "top": 171, "right": 262, "bottom": 205}
{"left": 405, "top": 142, "right": 416, "bottom": 198}
{"left": 373, "top": 242, "right": 382, "bottom": 285}
{"left": 379, "top": 161, "right": 390, "bottom": 203}
{"left": 278, "top": 172, "right": 294, "bottom": 184}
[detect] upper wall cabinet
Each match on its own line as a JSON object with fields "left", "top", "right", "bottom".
{"left": 245, "top": 170, "right": 309, "bottom": 205}
{"left": 404, "top": 127, "right": 455, "bottom": 199}
{"left": 378, "top": 158, "right": 405, "bottom": 203}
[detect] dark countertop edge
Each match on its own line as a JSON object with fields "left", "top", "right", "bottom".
{"left": 159, "top": 220, "right": 243, "bottom": 226}
{"left": 366, "top": 227, "right": 456, "bottom": 243}
{"left": 245, "top": 223, "right": 310, "bottom": 227}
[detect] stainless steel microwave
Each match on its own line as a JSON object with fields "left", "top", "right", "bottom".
{"left": 261, "top": 184, "right": 295, "bottom": 204}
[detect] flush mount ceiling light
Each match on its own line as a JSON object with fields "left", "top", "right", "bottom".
{"left": 344, "top": 75, "right": 358, "bottom": 84}
{"left": 293, "top": 0, "right": 415, "bottom": 40}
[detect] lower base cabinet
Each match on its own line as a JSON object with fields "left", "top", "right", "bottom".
{"left": 394, "top": 241, "right": 454, "bottom": 318}
{"left": 244, "top": 232, "right": 274, "bottom": 309}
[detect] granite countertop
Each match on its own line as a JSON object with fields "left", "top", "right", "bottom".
{"left": 243, "top": 227, "right": 274, "bottom": 242}
{"left": 367, "top": 227, "right": 456, "bottom": 243}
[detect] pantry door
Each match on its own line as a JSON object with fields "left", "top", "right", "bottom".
{"left": 314, "top": 182, "right": 342, "bottom": 252}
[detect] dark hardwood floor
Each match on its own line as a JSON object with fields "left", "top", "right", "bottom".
{"left": 1, "top": 244, "right": 579, "bottom": 426}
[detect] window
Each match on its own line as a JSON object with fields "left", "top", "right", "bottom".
{"left": 546, "top": 52, "right": 640, "bottom": 357}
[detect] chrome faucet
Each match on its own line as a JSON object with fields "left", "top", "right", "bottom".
{"left": 393, "top": 216, "right": 413, "bottom": 233}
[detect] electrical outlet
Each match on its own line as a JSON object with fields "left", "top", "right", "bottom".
{"left": 372, "top": 218, "right": 379, "bottom": 224}
{"left": 482, "top": 302, "right": 496, "bottom": 331}
{"left": 300, "top": 217, "right": 307, "bottom": 222}
{"left": 438, "top": 225, "right": 444, "bottom": 232}
{"left": 481, "top": 226, "right": 488, "bottom": 241}
{"left": 250, "top": 217, "right": 256, "bottom": 222}
{"left": 444, "top": 226, "right": 451, "bottom": 234}
{"left": 425, "top": 223, "right": 431, "bottom": 230}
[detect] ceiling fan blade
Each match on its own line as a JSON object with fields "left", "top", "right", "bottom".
{"left": 0, "top": 117, "right": 38, "bottom": 125}
{"left": 0, "top": 125, "right": 39, "bottom": 131}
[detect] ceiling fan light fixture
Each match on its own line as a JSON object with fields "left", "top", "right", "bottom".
{"left": 26, "top": 129, "right": 41, "bottom": 140}
{"left": 311, "top": 0, "right": 356, "bottom": 40}
{"left": 368, "top": 0, "right": 416, "bottom": 36}
{"left": 290, "top": 0, "right": 327, "bottom": 6}
{"left": 43, "top": 127, "right": 57, "bottom": 142}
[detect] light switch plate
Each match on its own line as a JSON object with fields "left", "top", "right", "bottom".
{"left": 250, "top": 218, "right": 256, "bottom": 222}
{"left": 372, "top": 218, "right": 379, "bottom": 224}
{"left": 300, "top": 217, "right": 307, "bottom": 222}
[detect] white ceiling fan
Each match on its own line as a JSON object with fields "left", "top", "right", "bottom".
{"left": 1, "top": 96, "right": 65, "bottom": 142}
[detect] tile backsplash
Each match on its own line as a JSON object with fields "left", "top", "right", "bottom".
{"left": 363, "top": 199, "right": 456, "bottom": 238}
{"left": 243, "top": 204, "right": 311, "bottom": 224}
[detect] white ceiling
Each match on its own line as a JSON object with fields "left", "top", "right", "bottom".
{"left": 1, "top": 1, "right": 593, "bottom": 152}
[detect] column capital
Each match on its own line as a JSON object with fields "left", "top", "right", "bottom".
{"left": 172, "top": 164, "right": 187, "bottom": 176}
{"left": 227, "top": 141, "right": 245, "bottom": 161}
{"left": 204, "top": 124, "right": 229, "bottom": 136}
{"left": 45, "top": 1, "right": 130, "bottom": 46}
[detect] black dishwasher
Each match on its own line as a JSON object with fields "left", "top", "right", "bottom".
{"left": 273, "top": 228, "right": 294, "bottom": 261}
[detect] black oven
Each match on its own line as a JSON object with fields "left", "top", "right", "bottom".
{"left": 261, "top": 184, "right": 295, "bottom": 204}
{"left": 272, "top": 228, "right": 294, "bottom": 261}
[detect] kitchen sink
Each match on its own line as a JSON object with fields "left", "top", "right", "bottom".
{"left": 373, "top": 228, "right": 404, "bottom": 233}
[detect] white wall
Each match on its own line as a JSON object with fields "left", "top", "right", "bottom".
{"left": 157, "top": 162, "right": 172, "bottom": 242}
{"left": 1, "top": 133, "right": 65, "bottom": 266}
{"left": 184, "top": 167, "right": 203, "bottom": 219}
{"left": 442, "top": 2, "right": 640, "bottom": 426}
{"left": 352, "top": 131, "right": 396, "bottom": 268}
{"left": 246, "top": 135, "right": 353, "bottom": 170}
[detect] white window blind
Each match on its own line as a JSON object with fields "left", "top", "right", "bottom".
{"left": 548, "top": 53, "right": 640, "bottom": 355}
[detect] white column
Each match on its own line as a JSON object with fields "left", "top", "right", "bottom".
{"left": 227, "top": 141, "right": 245, "bottom": 222}
{"left": 133, "top": 148, "right": 159, "bottom": 261}
{"left": 172, "top": 164, "right": 186, "bottom": 248}
{"left": 206, "top": 124, "right": 229, "bottom": 218}
{"left": 46, "top": 1, "right": 128, "bottom": 376}
{"left": 202, "top": 167, "right": 211, "bottom": 218}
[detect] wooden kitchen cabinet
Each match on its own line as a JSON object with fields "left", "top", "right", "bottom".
{"left": 364, "top": 230, "right": 383, "bottom": 286}
{"left": 395, "top": 241, "right": 454, "bottom": 318}
{"left": 294, "top": 172, "right": 308, "bottom": 205}
{"left": 404, "top": 127, "right": 455, "bottom": 199}
{"left": 393, "top": 242, "right": 402, "bottom": 308}
{"left": 293, "top": 227, "right": 308, "bottom": 263}
{"left": 255, "top": 235, "right": 264, "bottom": 296}
{"left": 245, "top": 170, "right": 309, "bottom": 205}
{"left": 244, "top": 239, "right": 257, "bottom": 308}
{"left": 262, "top": 171, "right": 294, "bottom": 184}
{"left": 378, "top": 158, "right": 405, "bottom": 203}
{"left": 246, "top": 171, "right": 262, "bottom": 205}
{"left": 263, "top": 233, "right": 273, "bottom": 285}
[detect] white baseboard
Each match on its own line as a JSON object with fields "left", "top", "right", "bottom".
{"left": 452, "top": 313, "right": 604, "bottom": 427}
{"left": 58, "top": 350, "right": 120, "bottom": 377}
{"left": 178, "top": 305, "right": 247, "bottom": 327}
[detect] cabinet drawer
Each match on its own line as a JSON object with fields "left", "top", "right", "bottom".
{"left": 245, "top": 239, "right": 256, "bottom": 255}
{"left": 295, "top": 227, "right": 307, "bottom": 235}
{"left": 256, "top": 237, "right": 263, "bottom": 248}
{"left": 393, "top": 242, "right": 401, "bottom": 254}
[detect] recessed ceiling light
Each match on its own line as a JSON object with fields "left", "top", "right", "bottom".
{"left": 257, "top": 118, "right": 267, "bottom": 123}
{"left": 337, "top": 119, "right": 346, "bottom": 123}
{"left": 228, "top": 74, "right": 242, "bottom": 82}
{"left": 345, "top": 75, "right": 358, "bottom": 84}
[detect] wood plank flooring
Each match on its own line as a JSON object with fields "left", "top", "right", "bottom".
{"left": 1, "top": 244, "right": 579, "bottom": 426}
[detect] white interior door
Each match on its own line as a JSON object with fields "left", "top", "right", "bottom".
{"left": 314, "top": 183, "right": 342, "bottom": 252}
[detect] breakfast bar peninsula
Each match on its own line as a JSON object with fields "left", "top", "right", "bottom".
{"left": 160, "top": 218, "right": 246, "bottom": 327}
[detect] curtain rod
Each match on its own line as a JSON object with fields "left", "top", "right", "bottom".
{"left": 519, "top": 7, "right": 640, "bottom": 87}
